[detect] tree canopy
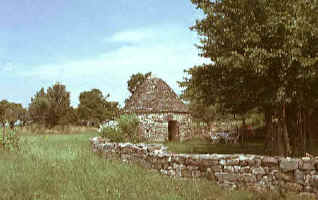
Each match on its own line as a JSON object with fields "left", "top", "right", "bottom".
{"left": 183, "top": 0, "right": 318, "bottom": 156}
{"left": 29, "top": 83, "right": 71, "bottom": 127}
{"left": 127, "top": 72, "right": 152, "bottom": 95}
{"left": 78, "top": 89, "right": 119, "bottom": 126}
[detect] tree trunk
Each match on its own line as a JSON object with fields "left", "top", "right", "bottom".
{"left": 281, "top": 103, "right": 292, "bottom": 156}
{"left": 2, "top": 122, "right": 5, "bottom": 147}
{"left": 264, "top": 110, "right": 273, "bottom": 155}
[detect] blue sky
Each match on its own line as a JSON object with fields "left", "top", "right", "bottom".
{"left": 0, "top": 0, "right": 207, "bottom": 107}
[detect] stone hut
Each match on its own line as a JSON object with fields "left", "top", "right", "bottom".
{"left": 124, "top": 77, "right": 192, "bottom": 142}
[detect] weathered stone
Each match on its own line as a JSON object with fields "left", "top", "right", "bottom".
{"left": 302, "top": 161, "right": 316, "bottom": 170}
{"left": 225, "top": 159, "right": 239, "bottom": 166}
{"left": 240, "top": 173, "right": 257, "bottom": 183}
{"left": 314, "top": 160, "right": 318, "bottom": 170}
{"left": 201, "top": 159, "right": 219, "bottom": 167}
{"left": 280, "top": 158, "right": 300, "bottom": 172}
{"left": 206, "top": 168, "right": 216, "bottom": 181}
{"left": 239, "top": 160, "right": 249, "bottom": 167}
{"left": 211, "top": 165, "right": 223, "bottom": 172}
{"left": 304, "top": 186, "right": 313, "bottom": 193}
{"left": 284, "top": 182, "right": 303, "bottom": 193}
{"left": 252, "top": 167, "right": 266, "bottom": 175}
{"left": 90, "top": 138, "right": 318, "bottom": 196}
{"left": 233, "top": 166, "right": 241, "bottom": 173}
{"left": 223, "top": 166, "right": 234, "bottom": 173}
{"left": 311, "top": 175, "right": 318, "bottom": 188}
{"left": 295, "top": 169, "right": 305, "bottom": 184}
{"left": 192, "top": 170, "right": 201, "bottom": 178}
{"left": 240, "top": 166, "right": 251, "bottom": 173}
{"left": 186, "top": 158, "right": 201, "bottom": 166}
{"left": 215, "top": 172, "right": 238, "bottom": 182}
{"left": 276, "top": 172, "right": 293, "bottom": 182}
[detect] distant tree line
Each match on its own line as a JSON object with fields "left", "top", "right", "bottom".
{"left": 0, "top": 83, "right": 120, "bottom": 134}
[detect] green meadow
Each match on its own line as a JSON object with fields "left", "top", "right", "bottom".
{"left": 0, "top": 129, "right": 305, "bottom": 200}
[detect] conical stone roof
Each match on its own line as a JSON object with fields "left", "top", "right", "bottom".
{"left": 124, "top": 77, "right": 188, "bottom": 113}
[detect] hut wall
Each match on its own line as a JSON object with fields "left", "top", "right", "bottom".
{"left": 136, "top": 112, "right": 192, "bottom": 142}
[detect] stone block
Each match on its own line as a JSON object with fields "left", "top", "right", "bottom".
{"left": 201, "top": 159, "right": 219, "bottom": 167}
{"left": 211, "top": 165, "right": 223, "bottom": 172}
{"left": 240, "top": 173, "right": 257, "bottom": 183}
{"left": 192, "top": 170, "right": 201, "bottom": 178}
{"left": 240, "top": 166, "right": 251, "bottom": 173}
{"left": 252, "top": 167, "right": 266, "bottom": 175}
{"left": 280, "top": 158, "right": 301, "bottom": 172}
{"left": 262, "top": 156, "right": 278, "bottom": 166}
{"left": 215, "top": 172, "right": 238, "bottom": 182}
{"left": 311, "top": 175, "right": 318, "bottom": 188}
{"left": 302, "top": 161, "right": 315, "bottom": 170}
{"left": 295, "top": 169, "right": 305, "bottom": 184}
{"left": 223, "top": 166, "right": 234, "bottom": 173}
{"left": 225, "top": 159, "right": 239, "bottom": 166}
{"left": 284, "top": 182, "right": 303, "bottom": 193}
{"left": 275, "top": 172, "right": 293, "bottom": 182}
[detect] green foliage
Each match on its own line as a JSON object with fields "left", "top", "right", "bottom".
{"left": 78, "top": 89, "right": 119, "bottom": 126}
{"left": 187, "top": 0, "right": 318, "bottom": 156}
{"left": 29, "top": 83, "right": 72, "bottom": 128}
{"left": 127, "top": 72, "right": 152, "bottom": 95}
{"left": 0, "top": 128, "right": 20, "bottom": 151}
{"left": 100, "top": 126, "right": 124, "bottom": 142}
{"left": 100, "top": 114, "right": 141, "bottom": 143}
{"left": 117, "top": 114, "right": 141, "bottom": 143}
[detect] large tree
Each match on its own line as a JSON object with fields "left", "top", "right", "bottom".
{"left": 78, "top": 89, "right": 119, "bottom": 126}
{"left": 29, "top": 83, "right": 72, "bottom": 127}
{"left": 184, "top": 0, "right": 318, "bottom": 156}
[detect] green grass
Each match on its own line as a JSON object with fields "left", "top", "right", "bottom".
{"left": 166, "top": 136, "right": 318, "bottom": 156}
{"left": 0, "top": 129, "right": 309, "bottom": 200}
{"left": 0, "top": 131, "right": 257, "bottom": 200}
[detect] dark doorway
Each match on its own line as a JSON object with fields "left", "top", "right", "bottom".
{"left": 168, "top": 120, "right": 179, "bottom": 141}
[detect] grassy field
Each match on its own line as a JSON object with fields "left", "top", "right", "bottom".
{"left": 0, "top": 130, "right": 262, "bottom": 200}
{"left": 166, "top": 136, "right": 318, "bottom": 156}
{"left": 0, "top": 128, "right": 310, "bottom": 199}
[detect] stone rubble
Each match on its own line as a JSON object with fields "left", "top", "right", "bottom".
{"left": 90, "top": 137, "right": 318, "bottom": 197}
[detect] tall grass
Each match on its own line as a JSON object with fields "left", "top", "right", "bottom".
{"left": 0, "top": 131, "right": 309, "bottom": 200}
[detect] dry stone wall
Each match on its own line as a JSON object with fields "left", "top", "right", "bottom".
{"left": 137, "top": 112, "right": 192, "bottom": 142}
{"left": 90, "top": 137, "right": 318, "bottom": 198}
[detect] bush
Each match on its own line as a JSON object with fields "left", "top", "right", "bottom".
{"left": 99, "top": 114, "right": 141, "bottom": 143}
{"left": 100, "top": 126, "right": 124, "bottom": 142}
{"left": 0, "top": 128, "right": 21, "bottom": 151}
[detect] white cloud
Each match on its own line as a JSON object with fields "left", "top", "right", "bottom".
{"left": 20, "top": 24, "right": 209, "bottom": 107}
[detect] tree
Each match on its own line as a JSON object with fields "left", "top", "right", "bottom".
{"left": 78, "top": 89, "right": 119, "bottom": 126}
{"left": 46, "top": 83, "right": 71, "bottom": 127}
{"left": 29, "top": 88, "right": 50, "bottom": 125}
{"left": 179, "top": 67, "right": 218, "bottom": 128}
{"left": 0, "top": 100, "right": 9, "bottom": 144}
{"left": 186, "top": 0, "right": 318, "bottom": 156}
{"left": 127, "top": 72, "right": 152, "bottom": 95}
{"left": 6, "top": 103, "right": 25, "bottom": 129}
{"left": 29, "top": 83, "right": 72, "bottom": 127}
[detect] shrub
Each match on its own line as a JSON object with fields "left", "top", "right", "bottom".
{"left": 99, "top": 114, "right": 141, "bottom": 143}
{"left": 100, "top": 126, "right": 124, "bottom": 142}
{"left": 0, "top": 128, "right": 21, "bottom": 151}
